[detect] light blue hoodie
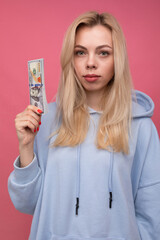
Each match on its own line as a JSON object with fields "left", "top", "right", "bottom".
{"left": 8, "top": 90, "right": 160, "bottom": 240}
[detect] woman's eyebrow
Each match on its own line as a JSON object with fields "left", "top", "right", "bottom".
{"left": 74, "top": 45, "right": 87, "bottom": 50}
{"left": 97, "top": 44, "right": 112, "bottom": 50}
{"left": 74, "top": 44, "right": 112, "bottom": 49}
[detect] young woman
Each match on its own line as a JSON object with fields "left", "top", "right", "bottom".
{"left": 8, "top": 11, "right": 160, "bottom": 240}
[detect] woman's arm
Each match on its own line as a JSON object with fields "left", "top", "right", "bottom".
{"left": 8, "top": 102, "right": 57, "bottom": 214}
{"left": 134, "top": 119, "right": 160, "bottom": 240}
{"left": 8, "top": 105, "right": 42, "bottom": 214}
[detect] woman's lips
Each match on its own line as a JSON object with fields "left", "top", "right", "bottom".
{"left": 83, "top": 74, "right": 100, "bottom": 82}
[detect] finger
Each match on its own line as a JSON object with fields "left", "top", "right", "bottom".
{"left": 16, "top": 108, "right": 41, "bottom": 124}
{"left": 16, "top": 105, "right": 43, "bottom": 119}
{"left": 15, "top": 112, "right": 41, "bottom": 131}
{"left": 26, "top": 105, "right": 43, "bottom": 115}
{"left": 15, "top": 118, "right": 37, "bottom": 134}
{"left": 25, "top": 109, "right": 41, "bottom": 123}
{"left": 18, "top": 115, "right": 40, "bottom": 129}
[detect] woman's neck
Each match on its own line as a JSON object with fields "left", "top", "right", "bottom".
{"left": 86, "top": 90, "right": 103, "bottom": 111}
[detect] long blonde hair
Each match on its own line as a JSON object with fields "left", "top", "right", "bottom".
{"left": 51, "top": 11, "right": 133, "bottom": 154}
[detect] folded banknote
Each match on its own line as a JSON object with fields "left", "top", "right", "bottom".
{"left": 28, "top": 58, "right": 48, "bottom": 114}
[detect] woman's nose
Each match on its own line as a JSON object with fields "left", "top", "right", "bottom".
{"left": 86, "top": 54, "right": 97, "bottom": 69}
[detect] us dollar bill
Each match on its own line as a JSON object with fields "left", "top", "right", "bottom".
{"left": 28, "top": 58, "right": 48, "bottom": 114}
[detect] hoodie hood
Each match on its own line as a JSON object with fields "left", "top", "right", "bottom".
{"left": 132, "top": 90, "right": 154, "bottom": 118}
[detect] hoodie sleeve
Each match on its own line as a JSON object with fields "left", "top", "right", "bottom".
{"left": 134, "top": 118, "right": 160, "bottom": 240}
{"left": 8, "top": 138, "right": 42, "bottom": 215}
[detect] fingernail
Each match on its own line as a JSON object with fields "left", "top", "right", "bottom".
{"left": 39, "top": 121, "right": 41, "bottom": 125}
{"left": 37, "top": 109, "right": 43, "bottom": 114}
{"left": 34, "top": 129, "right": 36, "bottom": 133}
{"left": 37, "top": 127, "right": 39, "bottom": 131}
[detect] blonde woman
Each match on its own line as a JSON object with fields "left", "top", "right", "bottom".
{"left": 8, "top": 11, "right": 160, "bottom": 240}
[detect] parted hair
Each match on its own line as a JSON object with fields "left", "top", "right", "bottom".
{"left": 50, "top": 11, "right": 133, "bottom": 154}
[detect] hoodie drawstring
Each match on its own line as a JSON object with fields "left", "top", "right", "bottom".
{"left": 108, "top": 151, "right": 114, "bottom": 208}
{"left": 75, "top": 144, "right": 81, "bottom": 215}
{"left": 75, "top": 145, "right": 114, "bottom": 215}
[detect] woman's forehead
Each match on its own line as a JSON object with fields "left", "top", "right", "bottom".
{"left": 75, "top": 25, "right": 112, "bottom": 47}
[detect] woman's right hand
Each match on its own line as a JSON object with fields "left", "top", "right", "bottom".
{"left": 15, "top": 105, "right": 42, "bottom": 147}
{"left": 15, "top": 105, "right": 42, "bottom": 167}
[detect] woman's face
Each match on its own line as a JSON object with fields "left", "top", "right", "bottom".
{"left": 74, "top": 25, "right": 114, "bottom": 96}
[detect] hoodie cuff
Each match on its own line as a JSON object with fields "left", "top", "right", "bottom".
{"left": 13, "top": 154, "right": 40, "bottom": 184}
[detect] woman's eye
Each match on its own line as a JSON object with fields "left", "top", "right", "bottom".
{"left": 100, "top": 51, "right": 109, "bottom": 56}
{"left": 75, "top": 51, "right": 85, "bottom": 56}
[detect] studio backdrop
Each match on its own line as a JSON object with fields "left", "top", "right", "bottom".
{"left": 1, "top": 0, "right": 160, "bottom": 239}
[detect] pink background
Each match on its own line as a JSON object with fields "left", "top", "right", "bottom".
{"left": 1, "top": 0, "right": 160, "bottom": 239}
